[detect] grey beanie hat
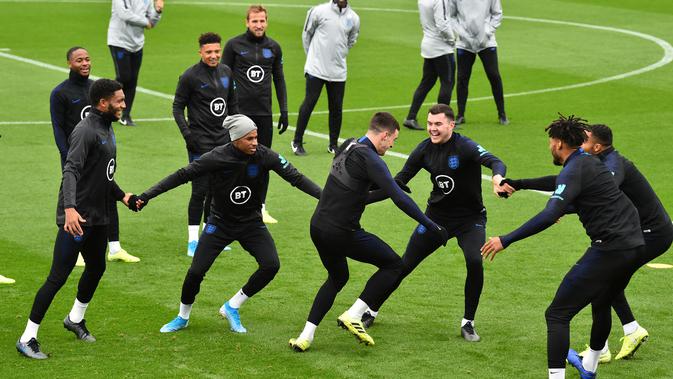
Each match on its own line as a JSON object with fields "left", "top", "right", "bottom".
{"left": 223, "top": 114, "right": 257, "bottom": 141}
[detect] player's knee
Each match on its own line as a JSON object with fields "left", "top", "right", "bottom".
{"left": 186, "top": 268, "right": 206, "bottom": 283}
{"left": 545, "top": 305, "right": 569, "bottom": 325}
{"left": 260, "top": 260, "right": 280, "bottom": 277}
{"left": 329, "top": 273, "right": 349, "bottom": 291}
{"left": 465, "top": 255, "right": 483, "bottom": 271}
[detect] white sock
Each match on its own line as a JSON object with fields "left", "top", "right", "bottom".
{"left": 367, "top": 308, "right": 378, "bottom": 318}
{"left": 179, "top": 303, "right": 193, "bottom": 320}
{"left": 20, "top": 320, "right": 40, "bottom": 343}
{"left": 548, "top": 368, "right": 565, "bottom": 379}
{"left": 188, "top": 225, "right": 200, "bottom": 242}
{"left": 68, "top": 298, "right": 89, "bottom": 323}
{"left": 262, "top": 203, "right": 267, "bottom": 212}
{"left": 108, "top": 241, "right": 121, "bottom": 255}
{"left": 228, "top": 289, "right": 249, "bottom": 309}
{"left": 582, "top": 348, "right": 601, "bottom": 373}
{"left": 461, "top": 318, "right": 474, "bottom": 327}
{"left": 623, "top": 320, "right": 639, "bottom": 335}
{"left": 298, "top": 321, "right": 317, "bottom": 342}
{"left": 346, "top": 298, "right": 369, "bottom": 320}
{"left": 601, "top": 341, "right": 609, "bottom": 354}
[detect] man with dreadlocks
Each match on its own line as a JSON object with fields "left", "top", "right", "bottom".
{"left": 481, "top": 115, "right": 645, "bottom": 379}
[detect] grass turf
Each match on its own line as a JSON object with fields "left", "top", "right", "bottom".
{"left": 1, "top": 0, "right": 672, "bottom": 377}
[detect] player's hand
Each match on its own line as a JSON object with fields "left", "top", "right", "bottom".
{"left": 146, "top": 18, "right": 154, "bottom": 29}
{"left": 154, "top": 0, "right": 164, "bottom": 13}
{"left": 64, "top": 207, "right": 86, "bottom": 237}
{"left": 184, "top": 134, "right": 198, "bottom": 152}
{"left": 431, "top": 224, "right": 449, "bottom": 246}
{"left": 136, "top": 194, "right": 149, "bottom": 211}
{"left": 395, "top": 178, "right": 411, "bottom": 194}
{"left": 277, "top": 111, "right": 289, "bottom": 134}
{"left": 492, "top": 174, "right": 513, "bottom": 198}
{"left": 125, "top": 194, "right": 141, "bottom": 212}
{"left": 481, "top": 237, "right": 504, "bottom": 261}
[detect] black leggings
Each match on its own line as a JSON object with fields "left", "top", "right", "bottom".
{"left": 180, "top": 222, "right": 280, "bottom": 305}
{"left": 187, "top": 152, "right": 211, "bottom": 225}
{"left": 29, "top": 226, "right": 108, "bottom": 324}
{"left": 306, "top": 225, "right": 404, "bottom": 326}
{"left": 407, "top": 53, "right": 455, "bottom": 121}
{"left": 293, "top": 74, "right": 346, "bottom": 147}
{"left": 611, "top": 226, "right": 673, "bottom": 325}
{"left": 109, "top": 45, "right": 143, "bottom": 117}
{"left": 546, "top": 246, "right": 640, "bottom": 369}
{"left": 248, "top": 115, "right": 273, "bottom": 204}
{"left": 456, "top": 47, "right": 505, "bottom": 117}
{"left": 369, "top": 214, "right": 485, "bottom": 320}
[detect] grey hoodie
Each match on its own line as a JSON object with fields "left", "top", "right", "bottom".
{"left": 418, "top": 0, "right": 455, "bottom": 59}
{"left": 449, "top": 0, "right": 502, "bottom": 53}
{"left": 302, "top": 1, "right": 360, "bottom": 82}
{"left": 107, "top": 0, "right": 162, "bottom": 52}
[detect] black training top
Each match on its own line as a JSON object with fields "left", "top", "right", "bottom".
{"left": 142, "top": 144, "right": 321, "bottom": 225}
{"left": 222, "top": 30, "right": 288, "bottom": 117}
{"left": 396, "top": 133, "right": 506, "bottom": 220}
{"left": 50, "top": 70, "right": 94, "bottom": 163}
{"left": 509, "top": 147, "right": 671, "bottom": 234}
{"left": 312, "top": 137, "right": 438, "bottom": 233}
{"left": 599, "top": 147, "right": 671, "bottom": 232}
{"left": 173, "top": 61, "right": 239, "bottom": 154}
{"left": 501, "top": 150, "right": 644, "bottom": 251}
{"left": 57, "top": 108, "right": 125, "bottom": 226}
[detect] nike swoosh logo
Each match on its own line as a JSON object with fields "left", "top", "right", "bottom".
{"left": 200, "top": 83, "right": 209, "bottom": 88}
{"left": 72, "top": 99, "right": 81, "bottom": 103}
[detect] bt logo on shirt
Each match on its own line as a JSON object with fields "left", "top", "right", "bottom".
{"left": 435, "top": 175, "right": 455, "bottom": 195}
{"left": 210, "top": 97, "right": 227, "bottom": 117}
{"left": 246, "top": 65, "right": 264, "bottom": 83}
{"left": 80, "top": 105, "right": 91, "bottom": 120}
{"left": 106, "top": 158, "right": 116, "bottom": 181}
{"left": 230, "top": 186, "right": 252, "bottom": 204}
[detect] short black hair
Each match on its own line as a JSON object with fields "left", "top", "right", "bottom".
{"left": 587, "top": 124, "right": 613, "bottom": 146}
{"left": 428, "top": 103, "right": 454, "bottom": 121}
{"left": 545, "top": 114, "right": 589, "bottom": 148}
{"left": 89, "top": 79, "right": 123, "bottom": 106}
{"left": 199, "top": 32, "right": 222, "bottom": 46}
{"left": 369, "top": 112, "right": 400, "bottom": 133}
{"left": 66, "top": 46, "right": 86, "bottom": 61}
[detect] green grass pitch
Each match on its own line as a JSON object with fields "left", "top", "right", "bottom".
{"left": 1, "top": 0, "right": 672, "bottom": 377}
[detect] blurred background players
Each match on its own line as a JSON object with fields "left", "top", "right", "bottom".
{"left": 223, "top": 5, "right": 288, "bottom": 223}
{"left": 291, "top": 0, "right": 360, "bottom": 155}
{"left": 449, "top": 0, "right": 508, "bottom": 125}
{"left": 50, "top": 46, "right": 139, "bottom": 264}
{"left": 173, "top": 32, "right": 238, "bottom": 257}
{"left": 403, "top": 0, "right": 456, "bottom": 131}
{"left": 107, "top": 0, "right": 164, "bottom": 126}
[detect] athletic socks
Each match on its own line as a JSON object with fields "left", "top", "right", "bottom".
{"left": 367, "top": 308, "right": 378, "bottom": 318}
{"left": 68, "top": 298, "right": 89, "bottom": 323}
{"left": 20, "top": 320, "right": 40, "bottom": 343}
{"left": 299, "top": 321, "right": 317, "bottom": 342}
{"left": 548, "top": 368, "right": 565, "bottom": 379}
{"left": 623, "top": 320, "right": 639, "bottom": 335}
{"left": 179, "top": 303, "right": 193, "bottom": 320}
{"left": 461, "top": 318, "right": 474, "bottom": 328}
{"left": 228, "top": 289, "right": 249, "bottom": 309}
{"left": 346, "top": 298, "right": 369, "bottom": 320}
{"left": 108, "top": 241, "right": 121, "bottom": 255}
{"left": 188, "top": 225, "right": 200, "bottom": 242}
{"left": 582, "top": 348, "right": 601, "bottom": 372}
